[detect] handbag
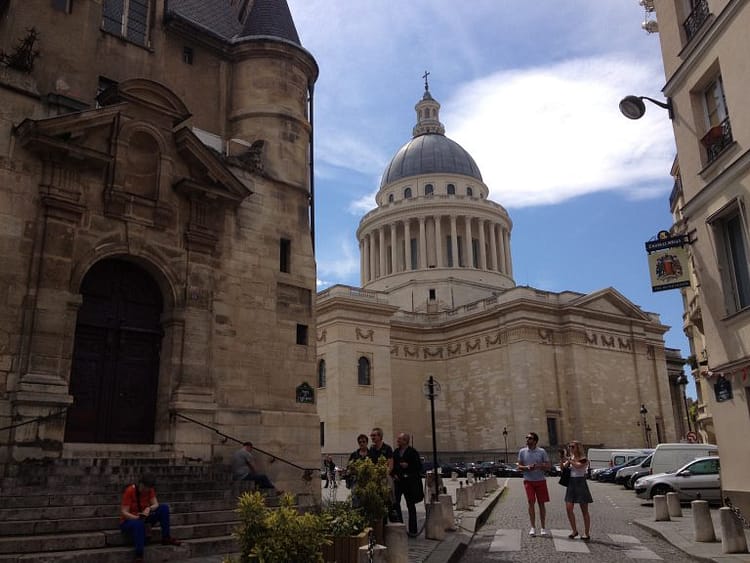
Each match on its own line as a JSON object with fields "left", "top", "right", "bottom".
{"left": 559, "top": 465, "right": 571, "bottom": 487}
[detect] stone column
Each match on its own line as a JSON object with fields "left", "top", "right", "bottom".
{"left": 378, "top": 227, "right": 386, "bottom": 279}
{"left": 364, "top": 235, "right": 371, "bottom": 282}
{"left": 434, "top": 215, "right": 443, "bottom": 268}
{"left": 464, "top": 216, "right": 472, "bottom": 268}
{"left": 404, "top": 219, "right": 412, "bottom": 271}
{"left": 478, "top": 219, "right": 487, "bottom": 270}
{"left": 503, "top": 228, "right": 513, "bottom": 276}
{"left": 389, "top": 223, "right": 397, "bottom": 274}
{"left": 369, "top": 232, "right": 377, "bottom": 281}
{"left": 488, "top": 222, "right": 498, "bottom": 271}
{"left": 498, "top": 227, "right": 507, "bottom": 274}
{"left": 418, "top": 217, "right": 427, "bottom": 269}
{"left": 359, "top": 238, "right": 365, "bottom": 283}
{"left": 449, "top": 215, "right": 458, "bottom": 268}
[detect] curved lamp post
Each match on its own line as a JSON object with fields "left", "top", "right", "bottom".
{"left": 619, "top": 95, "right": 674, "bottom": 120}
{"left": 676, "top": 373, "right": 692, "bottom": 433}
{"left": 639, "top": 404, "right": 651, "bottom": 448}
{"left": 502, "top": 427, "right": 508, "bottom": 464}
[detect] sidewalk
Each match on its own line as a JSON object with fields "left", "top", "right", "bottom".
{"left": 634, "top": 504, "right": 750, "bottom": 563}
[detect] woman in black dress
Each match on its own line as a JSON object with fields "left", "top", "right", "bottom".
{"left": 562, "top": 440, "right": 593, "bottom": 540}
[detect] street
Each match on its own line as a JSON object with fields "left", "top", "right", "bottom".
{"left": 459, "top": 479, "right": 701, "bottom": 562}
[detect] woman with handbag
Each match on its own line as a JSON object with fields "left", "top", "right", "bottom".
{"left": 561, "top": 440, "right": 593, "bottom": 541}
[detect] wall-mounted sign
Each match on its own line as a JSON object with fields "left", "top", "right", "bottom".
{"left": 296, "top": 382, "right": 314, "bottom": 404}
{"left": 645, "top": 231, "right": 691, "bottom": 292}
{"left": 713, "top": 376, "right": 733, "bottom": 403}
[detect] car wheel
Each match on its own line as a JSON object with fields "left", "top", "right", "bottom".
{"left": 651, "top": 484, "right": 672, "bottom": 498}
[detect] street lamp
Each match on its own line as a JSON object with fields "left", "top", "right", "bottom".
{"left": 423, "top": 376, "right": 442, "bottom": 502}
{"left": 502, "top": 427, "right": 508, "bottom": 464}
{"left": 619, "top": 95, "right": 674, "bottom": 120}
{"left": 676, "top": 373, "right": 692, "bottom": 433}
{"left": 639, "top": 404, "right": 651, "bottom": 448}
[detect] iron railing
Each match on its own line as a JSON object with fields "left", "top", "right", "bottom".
{"left": 0, "top": 406, "right": 68, "bottom": 433}
{"left": 701, "top": 117, "right": 733, "bottom": 164}
{"left": 683, "top": 0, "right": 710, "bottom": 42}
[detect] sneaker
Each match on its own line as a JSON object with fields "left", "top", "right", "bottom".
{"left": 161, "top": 537, "right": 182, "bottom": 546}
{"left": 540, "top": 528, "right": 550, "bottom": 537}
{"left": 528, "top": 527, "right": 536, "bottom": 536}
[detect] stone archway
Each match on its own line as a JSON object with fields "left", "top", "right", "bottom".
{"left": 64, "top": 258, "right": 163, "bottom": 443}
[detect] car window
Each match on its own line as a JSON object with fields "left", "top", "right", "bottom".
{"left": 686, "top": 459, "right": 720, "bottom": 475}
{"left": 642, "top": 455, "right": 652, "bottom": 467}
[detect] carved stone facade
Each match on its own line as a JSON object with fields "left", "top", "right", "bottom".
{"left": 317, "top": 88, "right": 682, "bottom": 457}
{"left": 0, "top": 1, "right": 319, "bottom": 495}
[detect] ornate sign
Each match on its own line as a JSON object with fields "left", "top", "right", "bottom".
{"left": 713, "top": 376, "right": 733, "bottom": 403}
{"left": 296, "top": 382, "right": 314, "bottom": 404}
{"left": 645, "top": 231, "right": 691, "bottom": 292}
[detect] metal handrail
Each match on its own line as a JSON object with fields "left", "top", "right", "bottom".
{"left": 0, "top": 407, "right": 68, "bottom": 433}
{"left": 172, "top": 412, "right": 317, "bottom": 480}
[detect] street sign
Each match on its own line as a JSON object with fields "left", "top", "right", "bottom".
{"left": 686, "top": 431, "right": 698, "bottom": 443}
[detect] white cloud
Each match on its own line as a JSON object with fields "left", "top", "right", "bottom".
{"left": 444, "top": 55, "right": 675, "bottom": 208}
{"left": 348, "top": 189, "right": 378, "bottom": 215}
{"left": 316, "top": 239, "right": 360, "bottom": 284}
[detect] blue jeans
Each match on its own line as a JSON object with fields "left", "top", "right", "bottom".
{"left": 120, "top": 504, "right": 172, "bottom": 556}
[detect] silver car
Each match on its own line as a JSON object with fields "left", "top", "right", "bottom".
{"left": 634, "top": 456, "right": 721, "bottom": 503}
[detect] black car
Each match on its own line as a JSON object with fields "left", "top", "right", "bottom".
{"left": 496, "top": 463, "right": 523, "bottom": 478}
{"left": 440, "top": 463, "right": 467, "bottom": 477}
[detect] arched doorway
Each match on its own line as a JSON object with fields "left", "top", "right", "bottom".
{"left": 65, "top": 258, "right": 163, "bottom": 443}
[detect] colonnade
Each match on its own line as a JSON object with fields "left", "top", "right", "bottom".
{"left": 359, "top": 215, "right": 512, "bottom": 283}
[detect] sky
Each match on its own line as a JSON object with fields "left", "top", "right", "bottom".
{"left": 286, "top": 1, "right": 695, "bottom": 398}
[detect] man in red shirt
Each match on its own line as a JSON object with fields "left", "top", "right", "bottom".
{"left": 120, "top": 474, "right": 181, "bottom": 562}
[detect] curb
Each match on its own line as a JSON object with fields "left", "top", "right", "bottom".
{"left": 632, "top": 518, "right": 730, "bottom": 563}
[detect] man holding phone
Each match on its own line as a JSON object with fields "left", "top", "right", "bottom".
{"left": 517, "top": 432, "right": 551, "bottom": 537}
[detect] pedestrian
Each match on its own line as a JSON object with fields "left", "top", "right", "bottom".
{"left": 562, "top": 440, "right": 593, "bottom": 541}
{"left": 367, "top": 427, "right": 394, "bottom": 471}
{"left": 391, "top": 432, "right": 424, "bottom": 535}
{"left": 517, "top": 431, "right": 551, "bottom": 537}
{"left": 231, "top": 441, "right": 282, "bottom": 494}
{"left": 323, "top": 454, "right": 337, "bottom": 488}
{"left": 120, "top": 473, "right": 181, "bottom": 563}
{"left": 346, "top": 434, "right": 369, "bottom": 488}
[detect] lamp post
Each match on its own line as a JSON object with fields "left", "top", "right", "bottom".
{"left": 619, "top": 94, "right": 674, "bottom": 119}
{"left": 502, "top": 427, "right": 508, "bottom": 464}
{"left": 423, "top": 376, "right": 441, "bottom": 502}
{"left": 639, "top": 404, "right": 651, "bottom": 448}
{"left": 676, "top": 373, "right": 692, "bottom": 434}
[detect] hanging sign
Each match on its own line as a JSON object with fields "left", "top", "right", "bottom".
{"left": 713, "top": 376, "right": 733, "bottom": 403}
{"left": 645, "top": 230, "right": 691, "bottom": 292}
{"left": 296, "top": 382, "right": 314, "bottom": 404}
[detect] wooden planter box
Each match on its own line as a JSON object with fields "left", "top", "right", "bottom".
{"left": 321, "top": 529, "right": 370, "bottom": 563}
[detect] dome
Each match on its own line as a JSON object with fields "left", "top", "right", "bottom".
{"left": 380, "top": 133, "right": 483, "bottom": 187}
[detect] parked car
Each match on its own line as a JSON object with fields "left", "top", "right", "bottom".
{"left": 626, "top": 468, "right": 651, "bottom": 490}
{"left": 465, "top": 462, "right": 486, "bottom": 477}
{"left": 478, "top": 461, "right": 500, "bottom": 476}
{"left": 596, "top": 456, "right": 647, "bottom": 483}
{"left": 634, "top": 456, "right": 721, "bottom": 502}
{"left": 440, "top": 463, "right": 467, "bottom": 477}
{"left": 649, "top": 443, "right": 718, "bottom": 476}
{"left": 616, "top": 454, "right": 653, "bottom": 486}
{"left": 496, "top": 463, "right": 523, "bottom": 478}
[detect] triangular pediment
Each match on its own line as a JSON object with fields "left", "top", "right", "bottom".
{"left": 566, "top": 287, "right": 652, "bottom": 321}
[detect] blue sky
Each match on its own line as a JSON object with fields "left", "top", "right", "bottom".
{"left": 287, "top": 1, "right": 694, "bottom": 396}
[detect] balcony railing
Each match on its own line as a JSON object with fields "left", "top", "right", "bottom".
{"left": 701, "top": 117, "right": 733, "bottom": 164}
{"left": 683, "top": 0, "right": 710, "bottom": 42}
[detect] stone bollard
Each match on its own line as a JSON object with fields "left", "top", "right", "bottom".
{"left": 438, "top": 493, "right": 456, "bottom": 530}
{"left": 486, "top": 477, "right": 496, "bottom": 491}
{"left": 666, "top": 492, "right": 683, "bottom": 517}
{"left": 384, "top": 522, "right": 408, "bottom": 563}
{"left": 691, "top": 500, "right": 716, "bottom": 542}
{"left": 425, "top": 502, "right": 446, "bottom": 540}
{"left": 456, "top": 485, "right": 470, "bottom": 510}
{"left": 720, "top": 507, "right": 749, "bottom": 554}
{"left": 451, "top": 471, "right": 458, "bottom": 481}
{"left": 653, "top": 495, "right": 671, "bottom": 521}
{"left": 467, "top": 472, "right": 474, "bottom": 484}
{"left": 466, "top": 484, "right": 476, "bottom": 506}
{"left": 359, "top": 543, "right": 387, "bottom": 563}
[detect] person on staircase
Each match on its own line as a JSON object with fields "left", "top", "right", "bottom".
{"left": 231, "top": 441, "right": 282, "bottom": 494}
{"left": 120, "top": 473, "right": 181, "bottom": 563}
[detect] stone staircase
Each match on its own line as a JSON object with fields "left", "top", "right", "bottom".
{"left": 0, "top": 452, "right": 263, "bottom": 562}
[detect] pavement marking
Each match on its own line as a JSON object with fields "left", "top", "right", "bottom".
{"left": 622, "top": 545, "right": 663, "bottom": 560}
{"left": 488, "top": 529, "right": 521, "bottom": 551}
{"left": 608, "top": 533, "right": 642, "bottom": 544}
{"left": 550, "top": 529, "right": 591, "bottom": 553}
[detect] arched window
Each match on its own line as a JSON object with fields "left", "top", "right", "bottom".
{"left": 388, "top": 193, "right": 394, "bottom": 203}
{"left": 447, "top": 184, "right": 455, "bottom": 195}
{"left": 404, "top": 187, "right": 412, "bottom": 199}
{"left": 357, "top": 356, "right": 371, "bottom": 385}
{"left": 466, "top": 187, "right": 473, "bottom": 197}
{"left": 425, "top": 183, "right": 434, "bottom": 196}
{"left": 318, "top": 359, "right": 326, "bottom": 388}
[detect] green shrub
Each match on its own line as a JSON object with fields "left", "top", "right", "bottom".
{"left": 347, "top": 457, "right": 391, "bottom": 524}
{"left": 320, "top": 500, "right": 367, "bottom": 537}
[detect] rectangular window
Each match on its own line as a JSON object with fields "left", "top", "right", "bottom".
{"left": 102, "top": 0, "right": 150, "bottom": 46}
{"left": 446, "top": 236, "right": 453, "bottom": 267}
{"left": 700, "top": 75, "right": 732, "bottom": 164}
{"left": 296, "top": 324, "right": 308, "bottom": 346}
{"left": 320, "top": 421, "right": 324, "bottom": 447}
{"left": 280, "top": 238, "right": 291, "bottom": 273}
{"left": 710, "top": 201, "right": 750, "bottom": 313}
{"left": 471, "top": 238, "right": 479, "bottom": 268}
{"left": 546, "top": 417, "right": 558, "bottom": 446}
{"left": 428, "top": 288, "right": 436, "bottom": 301}
{"left": 182, "top": 46, "right": 194, "bottom": 65}
{"left": 410, "top": 238, "right": 418, "bottom": 270}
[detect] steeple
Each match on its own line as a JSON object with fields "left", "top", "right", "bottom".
{"left": 412, "top": 71, "right": 445, "bottom": 137}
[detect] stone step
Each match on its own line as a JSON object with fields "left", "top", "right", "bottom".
{"left": 0, "top": 488, "right": 232, "bottom": 510}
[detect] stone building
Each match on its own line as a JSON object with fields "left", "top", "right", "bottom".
{"left": 642, "top": 0, "right": 750, "bottom": 515}
{"left": 0, "top": 0, "right": 319, "bottom": 493}
{"left": 316, "top": 85, "right": 683, "bottom": 458}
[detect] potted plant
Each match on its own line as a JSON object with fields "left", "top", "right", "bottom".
{"left": 320, "top": 500, "right": 369, "bottom": 563}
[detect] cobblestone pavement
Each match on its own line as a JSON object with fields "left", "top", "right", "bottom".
{"left": 460, "top": 479, "right": 702, "bottom": 562}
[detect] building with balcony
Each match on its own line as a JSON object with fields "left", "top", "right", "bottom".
{"left": 316, "top": 86, "right": 682, "bottom": 458}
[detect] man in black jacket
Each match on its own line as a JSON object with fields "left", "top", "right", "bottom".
{"left": 391, "top": 432, "right": 424, "bottom": 535}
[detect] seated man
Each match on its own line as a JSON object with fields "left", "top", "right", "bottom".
{"left": 231, "top": 441, "right": 281, "bottom": 493}
{"left": 120, "top": 473, "right": 181, "bottom": 563}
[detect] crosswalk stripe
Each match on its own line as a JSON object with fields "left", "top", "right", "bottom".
{"left": 550, "top": 529, "right": 591, "bottom": 553}
{"left": 607, "top": 534, "right": 662, "bottom": 559}
{"left": 608, "top": 533, "right": 642, "bottom": 544}
{"left": 489, "top": 529, "right": 522, "bottom": 551}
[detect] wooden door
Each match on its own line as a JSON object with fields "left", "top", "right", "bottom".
{"left": 65, "top": 259, "right": 163, "bottom": 443}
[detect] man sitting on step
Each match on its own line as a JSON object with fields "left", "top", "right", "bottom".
{"left": 120, "top": 473, "right": 182, "bottom": 563}
{"left": 231, "top": 441, "right": 282, "bottom": 494}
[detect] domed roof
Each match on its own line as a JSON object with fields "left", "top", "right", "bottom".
{"left": 380, "top": 133, "right": 483, "bottom": 187}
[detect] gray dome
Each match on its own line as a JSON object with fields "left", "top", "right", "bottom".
{"left": 380, "top": 133, "right": 483, "bottom": 187}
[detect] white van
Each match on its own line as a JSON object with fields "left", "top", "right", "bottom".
{"left": 587, "top": 448, "right": 651, "bottom": 470}
{"left": 649, "top": 443, "right": 718, "bottom": 476}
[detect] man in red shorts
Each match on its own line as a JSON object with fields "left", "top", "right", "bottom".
{"left": 517, "top": 432, "right": 551, "bottom": 537}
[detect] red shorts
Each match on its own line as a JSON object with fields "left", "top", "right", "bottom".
{"left": 523, "top": 479, "right": 550, "bottom": 503}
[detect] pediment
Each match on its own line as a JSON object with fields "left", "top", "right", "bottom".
{"left": 98, "top": 78, "right": 191, "bottom": 126}
{"left": 566, "top": 287, "right": 652, "bottom": 321}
